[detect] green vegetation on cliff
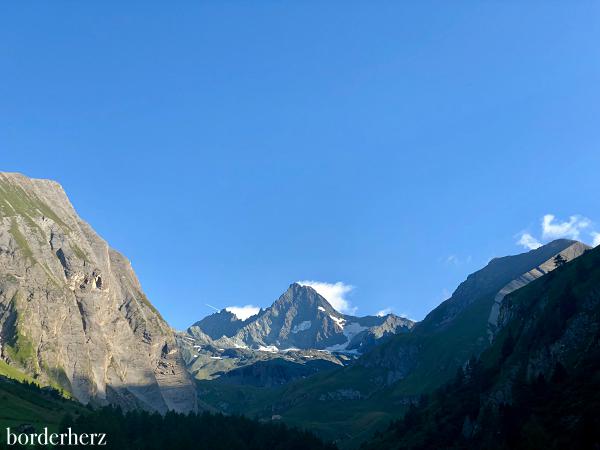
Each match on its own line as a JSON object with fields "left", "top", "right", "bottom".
{"left": 0, "top": 377, "right": 83, "bottom": 444}
{"left": 362, "top": 246, "right": 600, "bottom": 450}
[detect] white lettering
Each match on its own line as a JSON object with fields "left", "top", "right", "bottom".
{"left": 6, "top": 428, "right": 16, "bottom": 446}
{"left": 4, "top": 426, "right": 108, "bottom": 446}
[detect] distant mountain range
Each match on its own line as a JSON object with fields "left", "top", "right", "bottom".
{"left": 187, "top": 282, "right": 414, "bottom": 352}
{"left": 177, "top": 283, "right": 414, "bottom": 386}
{"left": 1, "top": 172, "right": 598, "bottom": 449}
{"left": 193, "top": 238, "right": 590, "bottom": 446}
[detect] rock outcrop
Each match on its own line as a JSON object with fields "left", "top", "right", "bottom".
{"left": 178, "top": 283, "right": 414, "bottom": 384}
{"left": 188, "top": 283, "right": 414, "bottom": 353}
{"left": 190, "top": 309, "right": 250, "bottom": 340}
{"left": 0, "top": 172, "right": 196, "bottom": 413}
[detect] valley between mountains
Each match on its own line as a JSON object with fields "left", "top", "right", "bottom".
{"left": 1, "top": 172, "right": 599, "bottom": 449}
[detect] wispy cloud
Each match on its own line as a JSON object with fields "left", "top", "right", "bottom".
{"left": 225, "top": 305, "right": 260, "bottom": 320}
{"left": 517, "top": 213, "right": 598, "bottom": 250}
{"left": 541, "top": 214, "right": 590, "bottom": 240}
{"left": 297, "top": 280, "right": 356, "bottom": 315}
{"left": 440, "top": 255, "right": 472, "bottom": 266}
{"left": 445, "top": 255, "right": 459, "bottom": 265}
{"left": 517, "top": 233, "right": 542, "bottom": 250}
{"left": 376, "top": 307, "right": 392, "bottom": 317}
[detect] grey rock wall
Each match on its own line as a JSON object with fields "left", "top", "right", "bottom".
{"left": 0, "top": 172, "right": 196, "bottom": 413}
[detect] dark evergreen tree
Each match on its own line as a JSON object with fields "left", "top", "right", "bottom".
{"left": 553, "top": 254, "right": 567, "bottom": 268}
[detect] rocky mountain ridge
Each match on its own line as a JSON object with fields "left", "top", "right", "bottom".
{"left": 200, "top": 239, "right": 590, "bottom": 447}
{"left": 2, "top": 171, "right": 595, "bottom": 450}
{"left": 0, "top": 172, "right": 196, "bottom": 413}
{"left": 363, "top": 244, "right": 600, "bottom": 450}
{"left": 359, "top": 239, "right": 589, "bottom": 387}
{"left": 178, "top": 283, "right": 414, "bottom": 384}
{"left": 188, "top": 283, "right": 414, "bottom": 353}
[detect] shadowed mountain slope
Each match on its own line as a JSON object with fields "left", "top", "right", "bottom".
{"left": 363, "top": 244, "right": 600, "bottom": 450}
{"left": 203, "top": 240, "right": 588, "bottom": 447}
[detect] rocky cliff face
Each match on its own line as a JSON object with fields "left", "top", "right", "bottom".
{"left": 486, "top": 240, "right": 589, "bottom": 340}
{"left": 189, "top": 309, "right": 251, "bottom": 340}
{"left": 189, "top": 283, "right": 414, "bottom": 352}
{"left": 229, "top": 283, "right": 355, "bottom": 350}
{"left": 0, "top": 172, "right": 196, "bottom": 413}
{"left": 178, "top": 283, "right": 414, "bottom": 385}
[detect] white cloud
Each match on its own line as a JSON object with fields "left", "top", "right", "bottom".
{"left": 517, "top": 233, "right": 542, "bottom": 250}
{"left": 297, "top": 280, "right": 356, "bottom": 315}
{"left": 445, "top": 255, "right": 459, "bottom": 265}
{"left": 541, "top": 214, "right": 590, "bottom": 241}
{"left": 517, "top": 214, "right": 599, "bottom": 250}
{"left": 376, "top": 308, "right": 392, "bottom": 317}
{"left": 225, "top": 305, "right": 260, "bottom": 320}
{"left": 441, "top": 255, "right": 472, "bottom": 266}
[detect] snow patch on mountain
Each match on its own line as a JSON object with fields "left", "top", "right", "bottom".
{"left": 325, "top": 321, "right": 368, "bottom": 353}
{"left": 258, "top": 345, "right": 279, "bottom": 353}
{"left": 330, "top": 315, "right": 346, "bottom": 327}
{"left": 292, "top": 320, "right": 312, "bottom": 333}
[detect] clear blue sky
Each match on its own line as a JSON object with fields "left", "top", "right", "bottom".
{"left": 1, "top": 2, "right": 599, "bottom": 329}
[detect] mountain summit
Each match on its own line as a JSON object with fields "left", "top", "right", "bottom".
{"left": 188, "top": 282, "right": 414, "bottom": 353}
{"left": 178, "top": 283, "right": 414, "bottom": 385}
{"left": 190, "top": 309, "right": 249, "bottom": 340}
{"left": 230, "top": 239, "right": 590, "bottom": 445}
{"left": 360, "top": 238, "right": 589, "bottom": 389}
{"left": 0, "top": 173, "right": 196, "bottom": 413}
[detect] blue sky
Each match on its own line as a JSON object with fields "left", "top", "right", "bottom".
{"left": 1, "top": 2, "right": 599, "bottom": 328}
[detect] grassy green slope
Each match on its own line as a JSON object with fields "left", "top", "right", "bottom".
{"left": 362, "top": 246, "right": 600, "bottom": 450}
{"left": 375, "top": 239, "right": 578, "bottom": 396}
{"left": 0, "top": 377, "right": 84, "bottom": 444}
{"left": 390, "top": 293, "right": 492, "bottom": 395}
{"left": 0, "top": 177, "right": 69, "bottom": 230}
{"left": 0, "top": 360, "right": 33, "bottom": 383}
{"left": 197, "top": 241, "right": 580, "bottom": 447}
{"left": 195, "top": 295, "right": 495, "bottom": 446}
{"left": 198, "top": 364, "right": 405, "bottom": 447}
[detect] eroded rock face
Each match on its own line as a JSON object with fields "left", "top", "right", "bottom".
{"left": 0, "top": 173, "right": 196, "bottom": 413}
{"left": 187, "top": 283, "right": 414, "bottom": 353}
{"left": 178, "top": 284, "right": 414, "bottom": 387}
{"left": 487, "top": 241, "right": 589, "bottom": 340}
